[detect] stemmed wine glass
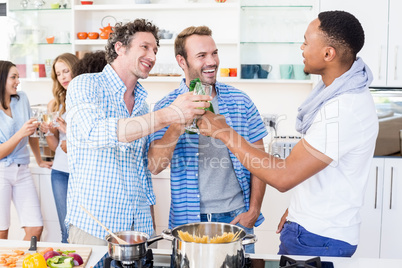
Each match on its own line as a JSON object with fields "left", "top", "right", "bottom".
{"left": 42, "top": 112, "right": 54, "bottom": 136}
{"left": 184, "top": 83, "right": 213, "bottom": 134}
{"left": 51, "top": 111, "right": 60, "bottom": 128}
{"left": 30, "top": 108, "right": 41, "bottom": 137}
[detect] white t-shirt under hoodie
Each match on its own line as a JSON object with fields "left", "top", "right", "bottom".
{"left": 287, "top": 90, "right": 379, "bottom": 245}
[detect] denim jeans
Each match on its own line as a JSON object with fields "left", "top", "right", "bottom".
{"left": 278, "top": 221, "right": 357, "bottom": 257}
{"left": 200, "top": 206, "right": 255, "bottom": 253}
{"left": 51, "top": 169, "right": 69, "bottom": 243}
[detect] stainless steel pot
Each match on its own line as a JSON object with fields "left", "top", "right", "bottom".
{"left": 105, "top": 231, "right": 162, "bottom": 264}
{"left": 162, "top": 222, "right": 257, "bottom": 268}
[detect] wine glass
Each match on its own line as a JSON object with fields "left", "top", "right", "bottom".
{"left": 42, "top": 113, "right": 54, "bottom": 136}
{"left": 30, "top": 108, "right": 41, "bottom": 137}
{"left": 51, "top": 111, "right": 60, "bottom": 128}
{"left": 184, "top": 83, "right": 213, "bottom": 134}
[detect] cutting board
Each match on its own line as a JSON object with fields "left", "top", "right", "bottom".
{"left": 0, "top": 247, "right": 92, "bottom": 268}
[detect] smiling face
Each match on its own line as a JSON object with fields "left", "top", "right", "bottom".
{"left": 118, "top": 31, "right": 158, "bottom": 80}
{"left": 300, "top": 18, "right": 328, "bottom": 75}
{"left": 180, "top": 34, "right": 219, "bottom": 86}
{"left": 5, "top": 66, "right": 20, "bottom": 99}
{"left": 55, "top": 61, "right": 73, "bottom": 90}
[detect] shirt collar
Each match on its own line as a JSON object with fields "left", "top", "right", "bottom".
{"left": 103, "top": 64, "right": 148, "bottom": 112}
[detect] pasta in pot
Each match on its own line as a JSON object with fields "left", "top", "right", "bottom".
{"left": 178, "top": 230, "right": 236, "bottom": 244}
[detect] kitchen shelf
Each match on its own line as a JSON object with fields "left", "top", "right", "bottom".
{"left": 11, "top": 43, "right": 72, "bottom": 46}
{"left": 74, "top": 39, "right": 238, "bottom": 46}
{"left": 74, "top": 3, "right": 238, "bottom": 11}
{"left": 9, "top": 8, "right": 71, "bottom": 11}
{"left": 139, "top": 76, "right": 314, "bottom": 84}
{"left": 241, "top": 5, "right": 313, "bottom": 9}
{"left": 240, "top": 41, "right": 303, "bottom": 44}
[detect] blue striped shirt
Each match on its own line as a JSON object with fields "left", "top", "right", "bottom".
{"left": 66, "top": 64, "right": 155, "bottom": 239}
{"left": 150, "top": 79, "right": 268, "bottom": 228}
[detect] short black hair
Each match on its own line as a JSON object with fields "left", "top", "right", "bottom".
{"left": 318, "top": 10, "right": 364, "bottom": 62}
{"left": 73, "top": 50, "right": 107, "bottom": 77}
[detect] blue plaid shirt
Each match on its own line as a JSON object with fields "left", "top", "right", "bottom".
{"left": 150, "top": 79, "right": 268, "bottom": 229}
{"left": 66, "top": 64, "right": 155, "bottom": 239}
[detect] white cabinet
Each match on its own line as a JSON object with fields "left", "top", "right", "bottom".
{"left": 240, "top": 0, "right": 318, "bottom": 80}
{"left": 356, "top": 157, "right": 402, "bottom": 259}
{"left": 320, "top": 0, "right": 402, "bottom": 87}
{"left": 7, "top": 3, "right": 73, "bottom": 79}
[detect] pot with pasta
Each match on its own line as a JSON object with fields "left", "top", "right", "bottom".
{"left": 162, "top": 222, "right": 257, "bottom": 268}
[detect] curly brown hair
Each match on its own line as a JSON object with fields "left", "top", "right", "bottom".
{"left": 50, "top": 53, "right": 79, "bottom": 115}
{"left": 105, "top": 18, "right": 159, "bottom": 64}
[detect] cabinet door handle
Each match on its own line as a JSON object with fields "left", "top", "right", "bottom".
{"left": 374, "top": 166, "right": 378, "bottom": 209}
{"left": 389, "top": 167, "right": 394, "bottom": 209}
{"left": 394, "top": 46, "right": 399, "bottom": 80}
{"left": 378, "top": 46, "right": 382, "bottom": 80}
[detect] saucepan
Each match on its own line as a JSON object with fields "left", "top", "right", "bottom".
{"left": 106, "top": 231, "right": 163, "bottom": 263}
{"left": 162, "top": 222, "right": 257, "bottom": 268}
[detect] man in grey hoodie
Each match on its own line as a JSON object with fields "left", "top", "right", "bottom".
{"left": 198, "top": 10, "right": 379, "bottom": 257}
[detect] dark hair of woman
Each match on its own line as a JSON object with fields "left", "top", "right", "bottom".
{"left": 0, "top": 60, "right": 19, "bottom": 110}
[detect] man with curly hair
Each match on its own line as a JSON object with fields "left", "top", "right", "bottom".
{"left": 65, "top": 19, "right": 211, "bottom": 245}
{"left": 198, "top": 11, "right": 379, "bottom": 256}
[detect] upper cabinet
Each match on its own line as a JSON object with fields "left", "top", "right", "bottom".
{"left": 7, "top": 1, "right": 74, "bottom": 79}
{"left": 320, "top": 0, "right": 402, "bottom": 87}
{"left": 7, "top": 0, "right": 320, "bottom": 83}
{"left": 239, "top": 0, "right": 318, "bottom": 80}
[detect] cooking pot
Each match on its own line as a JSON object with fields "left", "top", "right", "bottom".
{"left": 105, "top": 231, "right": 163, "bottom": 264}
{"left": 162, "top": 222, "right": 257, "bottom": 268}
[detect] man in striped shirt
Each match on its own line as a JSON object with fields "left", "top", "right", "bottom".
{"left": 65, "top": 19, "right": 212, "bottom": 245}
{"left": 148, "top": 26, "right": 268, "bottom": 253}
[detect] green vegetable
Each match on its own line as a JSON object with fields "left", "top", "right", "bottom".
{"left": 46, "top": 256, "right": 74, "bottom": 268}
{"left": 188, "top": 78, "right": 201, "bottom": 92}
{"left": 56, "top": 249, "right": 76, "bottom": 255}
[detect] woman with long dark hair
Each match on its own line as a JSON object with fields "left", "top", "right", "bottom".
{"left": 0, "top": 60, "right": 52, "bottom": 240}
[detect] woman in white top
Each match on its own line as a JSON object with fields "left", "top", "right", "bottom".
{"left": 0, "top": 60, "right": 52, "bottom": 240}
{"left": 41, "top": 53, "right": 78, "bottom": 243}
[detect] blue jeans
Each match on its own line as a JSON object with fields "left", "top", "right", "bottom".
{"left": 278, "top": 221, "right": 357, "bottom": 257}
{"left": 51, "top": 169, "right": 69, "bottom": 243}
{"left": 200, "top": 207, "right": 255, "bottom": 253}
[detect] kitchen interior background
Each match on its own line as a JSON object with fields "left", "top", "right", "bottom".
{"left": 1, "top": 0, "right": 402, "bottom": 259}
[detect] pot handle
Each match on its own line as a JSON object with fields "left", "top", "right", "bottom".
{"left": 147, "top": 235, "right": 164, "bottom": 246}
{"left": 162, "top": 228, "right": 174, "bottom": 241}
{"left": 242, "top": 233, "right": 257, "bottom": 246}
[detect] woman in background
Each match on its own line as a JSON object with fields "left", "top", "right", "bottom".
{"left": 41, "top": 53, "right": 78, "bottom": 243}
{"left": 0, "top": 60, "right": 52, "bottom": 240}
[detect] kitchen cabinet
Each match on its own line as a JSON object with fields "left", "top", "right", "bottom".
{"left": 7, "top": 2, "right": 73, "bottom": 79}
{"left": 355, "top": 157, "right": 402, "bottom": 259}
{"left": 320, "top": 0, "right": 402, "bottom": 87}
{"left": 240, "top": 0, "right": 318, "bottom": 80}
{"left": 72, "top": 0, "right": 239, "bottom": 81}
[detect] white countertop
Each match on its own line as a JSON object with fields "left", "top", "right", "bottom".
{"left": 2, "top": 239, "right": 402, "bottom": 267}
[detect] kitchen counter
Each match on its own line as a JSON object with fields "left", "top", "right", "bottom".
{"left": 2, "top": 239, "right": 402, "bottom": 267}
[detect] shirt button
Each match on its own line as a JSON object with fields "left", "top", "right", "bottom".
{"left": 197, "top": 215, "right": 200, "bottom": 218}
{"left": 196, "top": 153, "right": 199, "bottom": 156}
{"left": 195, "top": 174, "right": 198, "bottom": 177}
{"left": 197, "top": 195, "right": 200, "bottom": 198}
